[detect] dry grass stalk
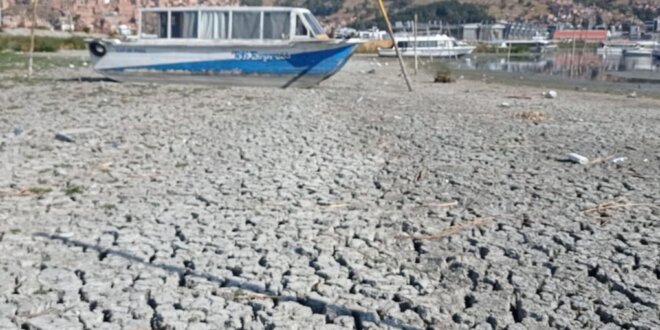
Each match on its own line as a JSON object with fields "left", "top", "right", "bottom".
{"left": 513, "top": 111, "right": 545, "bottom": 122}
{"left": 323, "top": 203, "right": 350, "bottom": 209}
{"left": 587, "top": 155, "right": 614, "bottom": 166}
{"left": 583, "top": 200, "right": 658, "bottom": 215}
{"left": 396, "top": 217, "right": 496, "bottom": 240}
{"left": 0, "top": 187, "right": 52, "bottom": 197}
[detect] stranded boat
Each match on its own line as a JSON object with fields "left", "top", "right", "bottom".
{"left": 87, "top": 6, "right": 358, "bottom": 88}
{"left": 377, "top": 34, "right": 475, "bottom": 58}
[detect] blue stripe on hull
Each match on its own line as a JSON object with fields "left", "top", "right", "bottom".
{"left": 103, "top": 44, "right": 357, "bottom": 77}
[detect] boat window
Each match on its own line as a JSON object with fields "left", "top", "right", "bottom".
{"left": 232, "top": 11, "right": 261, "bottom": 39}
{"left": 397, "top": 41, "right": 408, "bottom": 48}
{"left": 263, "top": 11, "right": 290, "bottom": 39}
{"left": 303, "top": 13, "right": 324, "bottom": 35}
{"left": 171, "top": 11, "right": 198, "bottom": 38}
{"left": 200, "top": 11, "right": 228, "bottom": 39}
{"left": 141, "top": 11, "right": 168, "bottom": 38}
{"left": 295, "top": 15, "right": 308, "bottom": 36}
{"left": 418, "top": 41, "right": 437, "bottom": 47}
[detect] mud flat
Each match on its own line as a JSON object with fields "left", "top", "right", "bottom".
{"left": 0, "top": 54, "right": 659, "bottom": 330}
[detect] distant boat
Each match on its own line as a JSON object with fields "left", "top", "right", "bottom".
{"left": 600, "top": 41, "right": 658, "bottom": 58}
{"left": 87, "top": 6, "right": 358, "bottom": 88}
{"left": 377, "top": 34, "right": 475, "bottom": 58}
{"left": 623, "top": 47, "right": 653, "bottom": 57}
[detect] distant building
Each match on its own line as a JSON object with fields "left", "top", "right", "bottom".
{"left": 505, "top": 22, "right": 545, "bottom": 40}
{"left": 552, "top": 30, "right": 608, "bottom": 42}
{"left": 462, "top": 23, "right": 479, "bottom": 41}
{"left": 630, "top": 25, "right": 642, "bottom": 39}
{"left": 479, "top": 23, "right": 505, "bottom": 42}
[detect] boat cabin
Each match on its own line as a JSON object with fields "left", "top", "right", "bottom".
{"left": 139, "top": 7, "right": 326, "bottom": 41}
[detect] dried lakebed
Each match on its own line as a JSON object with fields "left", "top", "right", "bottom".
{"left": 1, "top": 56, "right": 659, "bottom": 330}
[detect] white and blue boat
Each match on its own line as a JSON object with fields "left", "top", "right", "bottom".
{"left": 87, "top": 6, "right": 358, "bottom": 88}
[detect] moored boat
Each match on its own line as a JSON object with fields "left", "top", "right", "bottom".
{"left": 87, "top": 6, "right": 358, "bottom": 88}
{"left": 377, "top": 34, "right": 475, "bottom": 58}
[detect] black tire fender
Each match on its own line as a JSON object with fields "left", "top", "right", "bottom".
{"left": 89, "top": 40, "right": 107, "bottom": 57}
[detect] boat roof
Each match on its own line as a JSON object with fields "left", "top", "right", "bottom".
{"left": 140, "top": 6, "right": 312, "bottom": 13}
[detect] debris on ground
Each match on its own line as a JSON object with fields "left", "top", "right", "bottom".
{"left": 543, "top": 90, "right": 557, "bottom": 99}
{"left": 567, "top": 153, "right": 589, "bottom": 164}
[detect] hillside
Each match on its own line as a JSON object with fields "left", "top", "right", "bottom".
{"left": 274, "top": 0, "right": 660, "bottom": 27}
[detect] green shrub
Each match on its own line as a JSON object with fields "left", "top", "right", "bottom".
{"left": 0, "top": 35, "right": 86, "bottom": 52}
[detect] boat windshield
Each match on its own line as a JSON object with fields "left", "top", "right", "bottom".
{"left": 303, "top": 12, "right": 324, "bottom": 35}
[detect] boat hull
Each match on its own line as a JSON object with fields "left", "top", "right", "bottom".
{"left": 622, "top": 48, "right": 653, "bottom": 57}
{"left": 88, "top": 41, "right": 358, "bottom": 88}
{"left": 377, "top": 46, "right": 475, "bottom": 58}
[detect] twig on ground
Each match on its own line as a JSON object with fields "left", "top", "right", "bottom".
{"left": 512, "top": 111, "right": 545, "bottom": 122}
{"left": 414, "top": 167, "right": 427, "bottom": 182}
{"left": 425, "top": 200, "right": 459, "bottom": 208}
{"left": 14, "top": 306, "right": 75, "bottom": 320}
{"left": 506, "top": 95, "right": 533, "bottom": 100}
{"left": 396, "top": 217, "right": 496, "bottom": 240}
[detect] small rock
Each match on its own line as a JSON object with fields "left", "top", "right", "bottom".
{"left": 55, "top": 132, "right": 75, "bottom": 143}
{"left": 498, "top": 102, "right": 511, "bottom": 108}
{"left": 611, "top": 157, "right": 627, "bottom": 163}
{"left": 543, "top": 90, "right": 557, "bottom": 99}
{"left": 366, "top": 69, "right": 376, "bottom": 74}
{"left": 567, "top": 153, "right": 589, "bottom": 165}
{"left": 13, "top": 127, "right": 23, "bottom": 136}
{"left": 54, "top": 128, "right": 96, "bottom": 143}
{"left": 627, "top": 92, "right": 637, "bottom": 98}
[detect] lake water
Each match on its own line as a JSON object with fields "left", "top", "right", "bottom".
{"left": 436, "top": 51, "right": 660, "bottom": 97}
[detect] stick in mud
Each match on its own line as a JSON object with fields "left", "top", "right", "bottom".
{"left": 28, "top": 0, "right": 38, "bottom": 79}
{"left": 376, "top": 0, "right": 413, "bottom": 92}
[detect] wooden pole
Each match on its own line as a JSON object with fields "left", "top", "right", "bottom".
{"left": 376, "top": 0, "right": 413, "bottom": 92}
{"left": 414, "top": 14, "right": 418, "bottom": 75}
{"left": 506, "top": 41, "right": 512, "bottom": 70}
{"left": 27, "top": 0, "right": 38, "bottom": 79}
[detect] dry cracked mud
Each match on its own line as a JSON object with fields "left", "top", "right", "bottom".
{"left": 0, "top": 54, "right": 659, "bottom": 330}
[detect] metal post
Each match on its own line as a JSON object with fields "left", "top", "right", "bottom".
{"left": 376, "top": 0, "right": 413, "bottom": 92}
{"left": 414, "top": 14, "right": 418, "bottom": 75}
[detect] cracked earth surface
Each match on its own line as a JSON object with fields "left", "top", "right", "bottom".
{"left": 1, "top": 55, "right": 659, "bottom": 330}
